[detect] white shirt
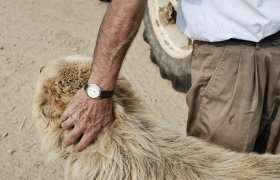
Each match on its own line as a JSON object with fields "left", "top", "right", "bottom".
{"left": 176, "top": 0, "right": 280, "bottom": 42}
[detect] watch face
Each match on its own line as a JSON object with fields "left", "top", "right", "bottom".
{"left": 86, "top": 84, "right": 101, "bottom": 98}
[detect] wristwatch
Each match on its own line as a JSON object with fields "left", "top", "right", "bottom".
{"left": 84, "top": 83, "right": 114, "bottom": 99}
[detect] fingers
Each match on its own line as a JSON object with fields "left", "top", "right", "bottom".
{"left": 74, "top": 131, "right": 96, "bottom": 152}
{"left": 61, "top": 117, "right": 75, "bottom": 130}
{"left": 62, "top": 126, "right": 83, "bottom": 148}
{"left": 60, "top": 108, "right": 71, "bottom": 122}
{"left": 60, "top": 102, "right": 79, "bottom": 122}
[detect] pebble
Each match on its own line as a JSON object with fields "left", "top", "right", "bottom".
{"left": 34, "top": 161, "right": 41, "bottom": 167}
{"left": 51, "top": 169, "right": 57, "bottom": 174}
{"left": 0, "top": 46, "right": 4, "bottom": 50}
{"left": 9, "top": 105, "right": 16, "bottom": 112}
{"left": 7, "top": 149, "right": 15, "bottom": 154}
{"left": 21, "top": 116, "right": 27, "bottom": 131}
{"left": 1, "top": 132, "right": 8, "bottom": 139}
{"left": 4, "top": 57, "right": 10, "bottom": 64}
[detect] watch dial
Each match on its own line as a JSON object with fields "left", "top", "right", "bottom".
{"left": 87, "top": 84, "right": 101, "bottom": 98}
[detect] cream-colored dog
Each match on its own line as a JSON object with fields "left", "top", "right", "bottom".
{"left": 33, "top": 55, "right": 280, "bottom": 180}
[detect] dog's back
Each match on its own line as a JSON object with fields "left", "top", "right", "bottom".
{"left": 32, "top": 56, "right": 280, "bottom": 180}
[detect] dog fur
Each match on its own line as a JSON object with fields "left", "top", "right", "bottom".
{"left": 32, "top": 55, "right": 280, "bottom": 180}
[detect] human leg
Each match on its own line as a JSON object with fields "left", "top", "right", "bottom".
{"left": 186, "top": 41, "right": 267, "bottom": 152}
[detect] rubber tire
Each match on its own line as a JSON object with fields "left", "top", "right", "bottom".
{"left": 143, "top": 8, "right": 192, "bottom": 93}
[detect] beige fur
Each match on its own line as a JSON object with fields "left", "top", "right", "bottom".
{"left": 32, "top": 55, "right": 280, "bottom": 180}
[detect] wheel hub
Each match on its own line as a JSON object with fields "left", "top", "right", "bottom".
{"left": 159, "top": 2, "right": 176, "bottom": 26}
{"left": 147, "top": 0, "right": 192, "bottom": 59}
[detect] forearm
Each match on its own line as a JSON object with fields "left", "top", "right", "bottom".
{"left": 89, "top": 0, "right": 148, "bottom": 90}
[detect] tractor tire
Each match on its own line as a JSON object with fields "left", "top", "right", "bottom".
{"left": 143, "top": 1, "right": 192, "bottom": 93}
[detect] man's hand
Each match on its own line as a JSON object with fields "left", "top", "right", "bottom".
{"left": 60, "top": 88, "right": 113, "bottom": 152}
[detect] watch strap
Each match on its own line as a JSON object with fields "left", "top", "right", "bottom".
{"left": 84, "top": 83, "right": 89, "bottom": 91}
{"left": 100, "top": 90, "right": 114, "bottom": 98}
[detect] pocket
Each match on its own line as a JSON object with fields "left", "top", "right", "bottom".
{"left": 200, "top": 45, "right": 232, "bottom": 98}
{"left": 190, "top": 41, "right": 212, "bottom": 84}
{"left": 187, "top": 43, "right": 243, "bottom": 140}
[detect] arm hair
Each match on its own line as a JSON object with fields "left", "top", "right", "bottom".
{"left": 89, "top": 0, "right": 148, "bottom": 90}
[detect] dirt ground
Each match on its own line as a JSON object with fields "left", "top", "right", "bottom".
{"left": 0, "top": 0, "right": 188, "bottom": 179}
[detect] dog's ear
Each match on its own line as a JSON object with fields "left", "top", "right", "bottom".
{"left": 40, "top": 66, "right": 45, "bottom": 74}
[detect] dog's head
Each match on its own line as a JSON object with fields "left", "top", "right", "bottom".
{"left": 32, "top": 55, "right": 144, "bottom": 157}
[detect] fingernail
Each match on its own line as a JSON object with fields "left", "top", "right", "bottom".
{"left": 74, "top": 147, "right": 80, "bottom": 153}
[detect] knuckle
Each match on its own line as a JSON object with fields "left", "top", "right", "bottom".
{"left": 61, "top": 119, "right": 71, "bottom": 129}
{"left": 77, "top": 143, "right": 83, "bottom": 149}
{"left": 72, "top": 129, "right": 82, "bottom": 138}
{"left": 62, "top": 139, "right": 70, "bottom": 147}
{"left": 61, "top": 122, "right": 66, "bottom": 129}
{"left": 71, "top": 131, "right": 79, "bottom": 138}
{"left": 80, "top": 141, "right": 88, "bottom": 149}
{"left": 60, "top": 114, "right": 65, "bottom": 121}
{"left": 74, "top": 146, "right": 82, "bottom": 152}
{"left": 80, "top": 123, "right": 87, "bottom": 131}
{"left": 76, "top": 121, "right": 86, "bottom": 130}
{"left": 61, "top": 112, "right": 68, "bottom": 120}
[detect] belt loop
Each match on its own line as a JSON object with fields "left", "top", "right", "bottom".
{"left": 255, "top": 42, "right": 261, "bottom": 49}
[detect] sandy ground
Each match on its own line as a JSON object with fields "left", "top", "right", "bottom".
{"left": 0, "top": 0, "right": 188, "bottom": 179}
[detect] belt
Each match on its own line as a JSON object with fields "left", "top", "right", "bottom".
{"left": 194, "top": 31, "right": 280, "bottom": 47}
{"left": 229, "top": 31, "right": 280, "bottom": 45}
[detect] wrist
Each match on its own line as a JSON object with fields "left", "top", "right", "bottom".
{"left": 88, "top": 75, "right": 116, "bottom": 91}
{"left": 89, "top": 57, "right": 121, "bottom": 90}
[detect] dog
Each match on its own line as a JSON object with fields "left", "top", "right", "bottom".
{"left": 32, "top": 55, "right": 280, "bottom": 180}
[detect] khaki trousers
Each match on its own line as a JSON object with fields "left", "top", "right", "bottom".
{"left": 187, "top": 38, "right": 280, "bottom": 153}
